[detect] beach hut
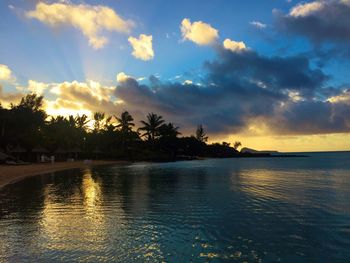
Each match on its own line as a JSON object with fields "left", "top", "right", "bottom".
{"left": 0, "top": 151, "right": 14, "bottom": 163}
{"left": 93, "top": 147, "right": 103, "bottom": 160}
{"left": 32, "top": 146, "right": 49, "bottom": 162}
{"left": 68, "top": 147, "right": 82, "bottom": 160}
{"left": 9, "top": 145, "right": 27, "bottom": 161}
{"left": 54, "top": 148, "right": 67, "bottom": 161}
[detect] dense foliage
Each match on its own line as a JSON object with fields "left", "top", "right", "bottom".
{"left": 0, "top": 94, "right": 242, "bottom": 162}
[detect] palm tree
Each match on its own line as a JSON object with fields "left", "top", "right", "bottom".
{"left": 103, "top": 116, "right": 115, "bottom": 132}
{"left": 159, "top": 122, "right": 180, "bottom": 138}
{"left": 115, "top": 111, "right": 135, "bottom": 133}
{"left": 195, "top": 124, "right": 208, "bottom": 142}
{"left": 233, "top": 141, "right": 242, "bottom": 151}
{"left": 115, "top": 111, "right": 135, "bottom": 151}
{"left": 93, "top": 112, "right": 105, "bottom": 132}
{"left": 222, "top": 142, "right": 230, "bottom": 147}
{"left": 139, "top": 113, "right": 165, "bottom": 141}
{"left": 159, "top": 122, "right": 181, "bottom": 158}
{"left": 68, "top": 115, "right": 76, "bottom": 128}
{"left": 75, "top": 114, "right": 89, "bottom": 131}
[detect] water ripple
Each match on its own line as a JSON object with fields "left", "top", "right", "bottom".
{"left": 1, "top": 153, "right": 350, "bottom": 262}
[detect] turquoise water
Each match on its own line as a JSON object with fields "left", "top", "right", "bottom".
{"left": 0, "top": 152, "right": 350, "bottom": 262}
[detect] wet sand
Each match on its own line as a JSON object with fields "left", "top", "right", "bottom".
{"left": 0, "top": 160, "right": 128, "bottom": 189}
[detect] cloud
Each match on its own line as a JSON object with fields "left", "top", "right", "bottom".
{"left": 128, "top": 34, "right": 154, "bottom": 61}
{"left": 2, "top": 48, "right": 349, "bottom": 137}
{"left": 183, "top": 80, "right": 193, "bottom": 85}
{"left": 208, "top": 48, "right": 327, "bottom": 98}
{"left": 0, "top": 85, "right": 23, "bottom": 106}
{"left": 181, "top": 18, "right": 219, "bottom": 45}
{"left": 289, "top": 1, "right": 324, "bottom": 17}
{"left": 26, "top": 2, "right": 134, "bottom": 49}
{"left": 277, "top": 0, "right": 350, "bottom": 44}
{"left": 113, "top": 47, "right": 344, "bottom": 136}
{"left": 223, "top": 39, "right": 247, "bottom": 52}
{"left": 270, "top": 99, "right": 350, "bottom": 135}
{"left": 27, "top": 80, "right": 49, "bottom": 95}
{"left": 250, "top": 21, "right": 267, "bottom": 29}
{"left": 116, "top": 72, "right": 132, "bottom": 83}
{"left": 328, "top": 89, "right": 350, "bottom": 105}
{"left": 50, "top": 80, "right": 114, "bottom": 102}
{"left": 0, "top": 64, "right": 15, "bottom": 82}
{"left": 44, "top": 80, "right": 125, "bottom": 117}
{"left": 4, "top": 79, "right": 116, "bottom": 117}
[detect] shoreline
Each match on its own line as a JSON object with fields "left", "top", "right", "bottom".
{"left": 0, "top": 160, "right": 129, "bottom": 190}
{"left": 0, "top": 155, "right": 308, "bottom": 190}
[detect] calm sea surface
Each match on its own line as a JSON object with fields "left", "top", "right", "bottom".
{"left": 1, "top": 152, "right": 350, "bottom": 262}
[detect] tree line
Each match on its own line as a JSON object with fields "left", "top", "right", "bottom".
{"left": 0, "top": 94, "right": 243, "bottom": 162}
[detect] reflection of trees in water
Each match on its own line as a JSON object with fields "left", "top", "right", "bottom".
{"left": 0, "top": 169, "right": 93, "bottom": 218}
{"left": 102, "top": 165, "right": 209, "bottom": 215}
{"left": 99, "top": 166, "right": 138, "bottom": 213}
{"left": 0, "top": 174, "right": 48, "bottom": 218}
{"left": 190, "top": 168, "right": 208, "bottom": 190}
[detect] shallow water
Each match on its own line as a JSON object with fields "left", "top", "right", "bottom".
{"left": 1, "top": 152, "right": 350, "bottom": 262}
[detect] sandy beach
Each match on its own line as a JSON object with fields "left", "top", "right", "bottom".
{"left": 0, "top": 160, "right": 128, "bottom": 189}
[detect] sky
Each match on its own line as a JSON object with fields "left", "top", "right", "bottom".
{"left": 1, "top": 0, "right": 350, "bottom": 152}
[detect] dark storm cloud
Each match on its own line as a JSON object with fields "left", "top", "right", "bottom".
{"left": 276, "top": 0, "right": 350, "bottom": 44}
{"left": 115, "top": 76, "right": 251, "bottom": 133}
{"left": 114, "top": 47, "right": 350, "bottom": 136}
{"left": 206, "top": 48, "right": 328, "bottom": 98}
{"left": 271, "top": 99, "right": 350, "bottom": 135}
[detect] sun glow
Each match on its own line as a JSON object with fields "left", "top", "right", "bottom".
{"left": 44, "top": 99, "right": 92, "bottom": 117}
{"left": 221, "top": 133, "right": 350, "bottom": 152}
{"left": 82, "top": 170, "right": 102, "bottom": 213}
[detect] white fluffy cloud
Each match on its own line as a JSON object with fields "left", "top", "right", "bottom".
{"left": 26, "top": 2, "right": 134, "bottom": 49}
{"left": 181, "top": 18, "right": 219, "bottom": 45}
{"left": 183, "top": 80, "right": 193, "bottom": 85}
{"left": 27, "top": 80, "right": 49, "bottom": 95}
{"left": 128, "top": 34, "right": 154, "bottom": 61}
{"left": 0, "top": 64, "right": 14, "bottom": 82}
{"left": 50, "top": 80, "right": 114, "bottom": 101}
{"left": 290, "top": 1, "right": 324, "bottom": 17}
{"left": 45, "top": 80, "right": 118, "bottom": 116}
{"left": 223, "top": 39, "right": 247, "bottom": 52}
{"left": 250, "top": 21, "right": 267, "bottom": 29}
{"left": 116, "top": 72, "right": 132, "bottom": 83}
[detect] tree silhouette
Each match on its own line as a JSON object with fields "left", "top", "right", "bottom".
{"left": 195, "top": 125, "right": 208, "bottom": 142}
{"left": 10, "top": 94, "right": 46, "bottom": 150}
{"left": 103, "top": 115, "right": 115, "bottom": 132}
{"left": 93, "top": 112, "right": 105, "bottom": 132}
{"left": 115, "top": 111, "right": 135, "bottom": 133}
{"left": 222, "top": 142, "right": 230, "bottom": 147}
{"left": 0, "top": 94, "right": 246, "bottom": 161}
{"left": 115, "top": 111, "right": 136, "bottom": 152}
{"left": 159, "top": 122, "right": 180, "bottom": 138}
{"left": 75, "top": 114, "right": 89, "bottom": 130}
{"left": 233, "top": 141, "right": 242, "bottom": 150}
{"left": 139, "top": 113, "right": 165, "bottom": 142}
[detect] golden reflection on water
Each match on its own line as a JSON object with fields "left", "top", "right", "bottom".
{"left": 38, "top": 170, "right": 111, "bottom": 253}
{"left": 37, "top": 169, "right": 166, "bottom": 260}
{"left": 82, "top": 170, "right": 102, "bottom": 214}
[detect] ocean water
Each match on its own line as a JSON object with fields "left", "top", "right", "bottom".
{"left": 0, "top": 152, "right": 350, "bottom": 262}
